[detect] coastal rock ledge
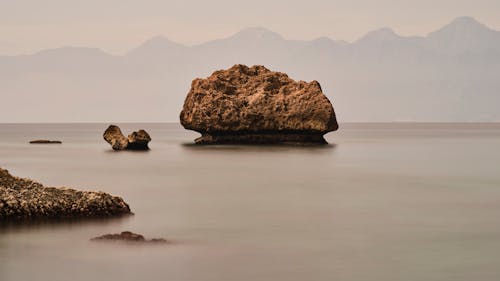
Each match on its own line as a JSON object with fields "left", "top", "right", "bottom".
{"left": 0, "top": 168, "right": 131, "bottom": 220}
{"left": 180, "top": 64, "right": 338, "bottom": 144}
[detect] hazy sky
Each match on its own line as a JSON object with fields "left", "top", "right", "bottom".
{"left": 1, "top": 0, "right": 499, "bottom": 55}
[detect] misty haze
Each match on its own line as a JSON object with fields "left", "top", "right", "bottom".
{"left": 1, "top": 16, "right": 500, "bottom": 122}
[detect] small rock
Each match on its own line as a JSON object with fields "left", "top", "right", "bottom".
{"left": 127, "top": 130, "right": 151, "bottom": 150}
{"left": 29, "top": 140, "right": 62, "bottom": 144}
{"left": 91, "top": 231, "right": 169, "bottom": 244}
{"left": 103, "top": 125, "right": 129, "bottom": 150}
{"left": 103, "top": 125, "right": 151, "bottom": 150}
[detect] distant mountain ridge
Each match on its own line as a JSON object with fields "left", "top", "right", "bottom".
{"left": 1, "top": 17, "right": 499, "bottom": 122}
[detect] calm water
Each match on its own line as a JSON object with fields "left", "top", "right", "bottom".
{"left": 1, "top": 123, "right": 500, "bottom": 281}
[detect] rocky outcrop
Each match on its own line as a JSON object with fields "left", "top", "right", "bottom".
{"left": 103, "top": 125, "right": 151, "bottom": 150}
{"left": 29, "top": 140, "right": 62, "bottom": 144}
{"left": 180, "top": 64, "right": 338, "bottom": 144}
{"left": 0, "top": 168, "right": 131, "bottom": 220}
{"left": 103, "top": 125, "right": 129, "bottom": 150}
{"left": 91, "top": 231, "right": 168, "bottom": 244}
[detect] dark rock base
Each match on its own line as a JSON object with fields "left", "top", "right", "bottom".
{"left": 125, "top": 142, "right": 150, "bottom": 150}
{"left": 194, "top": 133, "right": 328, "bottom": 145}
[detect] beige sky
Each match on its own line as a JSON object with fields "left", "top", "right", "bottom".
{"left": 1, "top": 0, "right": 499, "bottom": 55}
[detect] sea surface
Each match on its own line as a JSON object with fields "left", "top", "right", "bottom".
{"left": 1, "top": 123, "right": 500, "bottom": 281}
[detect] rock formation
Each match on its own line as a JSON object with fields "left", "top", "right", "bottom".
{"left": 103, "top": 125, "right": 129, "bottom": 150}
{"left": 91, "top": 231, "right": 168, "bottom": 244}
{"left": 0, "top": 168, "right": 131, "bottom": 220}
{"left": 29, "top": 140, "right": 62, "bottom": 144}
{"left": 127, "top": 130, "right": 152, "bottom": 150}
{"left": 180, "top": 64, "right": 338, "bottom": 144}
{"left": 103, "top": 125, "right": 151, "bottom": 150}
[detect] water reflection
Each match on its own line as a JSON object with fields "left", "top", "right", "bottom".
{"left": 0, "top": 215, "right": 133, "bottom": 235}
{"left": 104, "top": 149, "right": 152, "bottom": 154}
{"left": 181, "top": 142, "right": 337, "bottom": 153}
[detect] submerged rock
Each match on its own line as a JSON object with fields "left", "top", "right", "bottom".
{"left": 180, "top": 64, "right": 338, "bottom": 144}
{"left": 29, "top": 140, "right": 62, "bottom": 144}
{"left": 91, "top": 231, "right": 168, "bottom": 244}
{"left": 103, "top": 125, "right": 151, "bottom": 150}
{"left": 0, "top": 168, "right": 131, "bottom": 220}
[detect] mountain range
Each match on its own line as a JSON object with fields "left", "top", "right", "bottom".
{"left": 1, "top": 16, "right": 500, "bottom": 122}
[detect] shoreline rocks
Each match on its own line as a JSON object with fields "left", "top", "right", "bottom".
{"left": 180, "top": 64, "right": 338, "bottom": 145}
{"left": 29, "top": 140, "right": 62, "bottom": 144}
{"left": 0, "top": 168, "right": 131, "bottom": 220}
{"left": 91, "top": 231, "right": 168, "bottom": 244}
{"left": 103, "top": 125, "right": 151, "bottom": 150}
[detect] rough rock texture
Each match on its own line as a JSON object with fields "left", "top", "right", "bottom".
{"left": 180, "top": 64, "right": 338, "bottom": 144}
{"left": 0, "top": 168, "right": 131, "bottom": 220}
{"left": 103, "top": 125, "right": 151, "bottom": 150}
{"left": 127, "top": 130, "right": 152, "bottom": 150}
{"left": 91, "top": 231, "right": 168, "bottom": 244}
{"left": 103, "top": 125, "right": 129, "bottom": 150}
{"left": 29, "top": 140, "right": 62, "bottom": 144}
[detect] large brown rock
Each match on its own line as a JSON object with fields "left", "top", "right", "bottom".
{"left": 180, "top": 64, "right": 338, "bottom": 144}
{"left": 0, "top": 168, "right": 131, "bottom": 220}
{"left": 103, "top": 125, "right": 151, "bottom": 150}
